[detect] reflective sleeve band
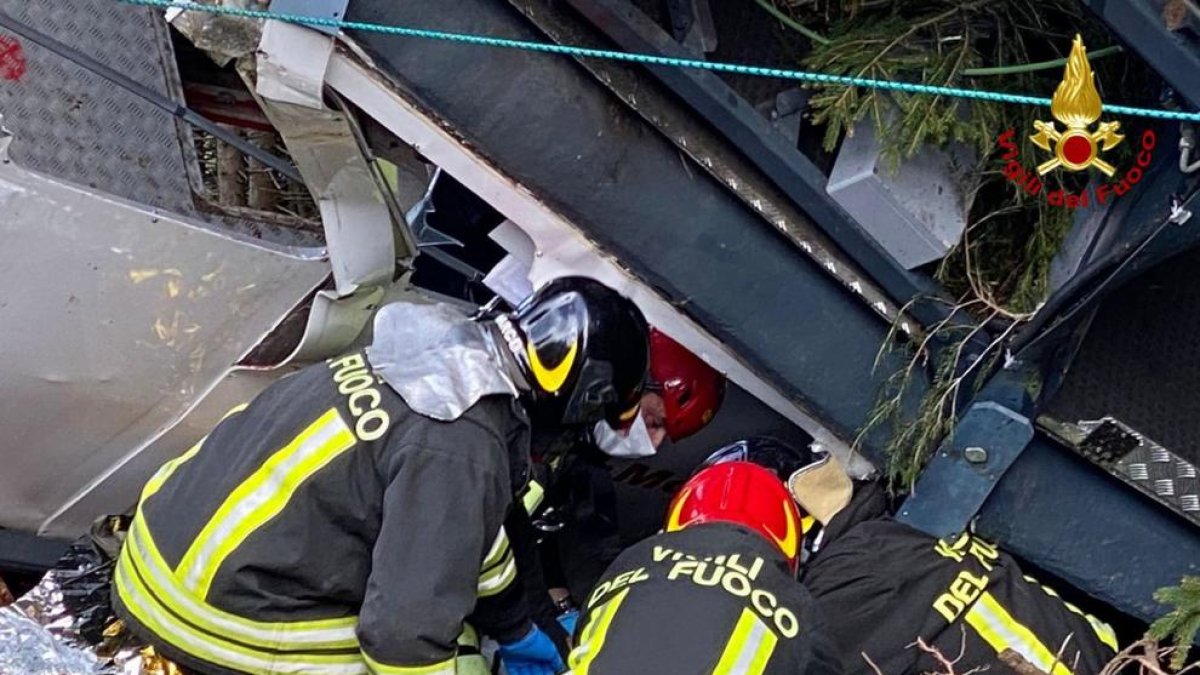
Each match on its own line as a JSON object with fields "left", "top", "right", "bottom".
{"left": 521, "top": 480, "right": 545, "bottom": 515}
{"left": 568, "top": 588, "right": 630, "bottom": 675}
{"left": 482, "top": 526, "right": 510, "bottom": 569}
{"left": 713, "top": 608, "right": 778, "bottom": 675}
{"left": 965, "top": 591, "right": 1074, "bottom": 675}
{"left": 362, "top": 651, "right": 456, "bottom": 675}
{"left": 457, "top": 624, "right": 480, "bottom": 650}
{"left": 1021, "top": 575, "right": 1119, "bottom": 652}
{"left": 478, "top": 526, "right": 517, "bottom": 597}
{"left": 477, "top": 554, "right": 517, "bottom": 597}
{"left": 175, "top": 408, "right": 357, "bottom": 599}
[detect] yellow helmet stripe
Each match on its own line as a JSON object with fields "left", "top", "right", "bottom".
{"left": 526, "top": 340, "right": 579, "bottom": 394}
{"left": 664, "top": 487, "right": 692, "bottom": 532}
{"left": 769, "top": 502, "right": 799, "bottom": 559}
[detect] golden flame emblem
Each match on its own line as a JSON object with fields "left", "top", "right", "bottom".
{"left": 1030, "top": 34, "right": 1123, "bottom": 176}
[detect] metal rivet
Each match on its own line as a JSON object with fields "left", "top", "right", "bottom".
{"left": 964, "top": 446, "right": 988, "bottom": 463}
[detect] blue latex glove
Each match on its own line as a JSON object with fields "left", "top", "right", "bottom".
{"left": 556, "top": 610, "right": 579, "bottom": 637}
{"left": 498, "top": 624, "right": 566, "bottom": 675}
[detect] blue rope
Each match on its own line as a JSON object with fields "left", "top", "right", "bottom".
{"left": 120, "top": 0, "right": 1200, "bottom": 123}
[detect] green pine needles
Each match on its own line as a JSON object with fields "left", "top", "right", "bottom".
{"left": 1150, "top": 577, "right": 1200, "bottom": 670}
{"left": 759, "top": 0, "right": 1158, "bottom": 489}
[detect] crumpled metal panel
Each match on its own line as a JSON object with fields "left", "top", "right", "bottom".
{"left": 171, "top": 0, "right": 267, "bottom": 66}
{"left": 0, "top": 150, "right": 329, "bottom": 537}
{"left": 253, "top": 23, "right": 397, "bottom": 293}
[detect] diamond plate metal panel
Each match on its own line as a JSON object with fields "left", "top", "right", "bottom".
{"left": 0, "top": 0, "right": 322, "bottom": 247}
{"left": 1078, "top": 417, "right": 1200, "bottom": 525}
{"left": 0, "top": 0, "right": 201, "bottom": 214}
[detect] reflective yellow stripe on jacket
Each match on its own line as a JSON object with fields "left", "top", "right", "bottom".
{"left": 713, "top": 608, "right": 778, "bottom": 675}
{"left": 176, "top": 408, "right": 358, "bottom": 598}
{"left": 522, "top": 479, "right": 545, "bottom": 514}
{"left": 965, "top": 591, "right": 1073, "bottom": 675}
{"left": 1021, "top": 575, "right": 1119, "bottom": 652}
{"left": 115, "top": 406, "right": 367, "bottom": 674}
{"left": 117, "top": 516, "right": 365, "bottom": 674}
{"left": 478, "top": 525, "right": 518, "bottom": 597}
{"left": 568, "top": 588, "right": 631, "bottom": 675}
{"left": 139, "top": 404, "right": 248, "bottom": 504}
{"left": 362, "top": 652, "right": 456, "bottom": 675}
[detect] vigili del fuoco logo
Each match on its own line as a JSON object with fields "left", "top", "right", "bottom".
{"left": 997, "top": 35, "right": 1156, "bottom": 209}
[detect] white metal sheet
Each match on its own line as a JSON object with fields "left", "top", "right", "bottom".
{"left": 0, "top": 156, "right": 329, "bottom": 536}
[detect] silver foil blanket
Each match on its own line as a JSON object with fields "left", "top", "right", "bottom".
{"left": 0, "top": 591, "right": 110, "bottom": 674}
{"left": 0, "top": 520, "right": 153, "bottom": 674}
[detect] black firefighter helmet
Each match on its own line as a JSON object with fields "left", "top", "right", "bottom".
{"left": 497, "top": 277, "right": 650, "bottom": 430}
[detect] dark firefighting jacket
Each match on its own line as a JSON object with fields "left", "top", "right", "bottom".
{"left": 568, "top": 523, "right": 844, "bottom": 675}
{"left": 802, "top": 519, "right": 1119, "bottom": 675}
{"left": 112, "top": 348, "right": 534, "bottom": 675}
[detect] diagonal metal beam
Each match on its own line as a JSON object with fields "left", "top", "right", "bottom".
{"left": 563, "top": 0, "right": 946, "bottom": 321}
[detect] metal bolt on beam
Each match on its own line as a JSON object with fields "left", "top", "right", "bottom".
{"left": 964, "top": 446, "right": 989, "bottom": 463}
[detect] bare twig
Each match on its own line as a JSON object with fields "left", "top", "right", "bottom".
{"left": 1099, "top": 637, "right": 1200, "bottom": 675}
{"left": 862, "top": 651, "right": 886, "bottom": 675}
{"left": 907, "top": 635, "right": 989, "bottom": 675}
{"left": 1048, "top": 632, "right": 1074, "bottom": 675}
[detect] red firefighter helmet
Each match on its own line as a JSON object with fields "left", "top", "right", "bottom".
{"left": 649, "top": 329, "right": 726, "bottom": 442}
{"left": 664, "top": 461, "right": 804, "bottom": 573}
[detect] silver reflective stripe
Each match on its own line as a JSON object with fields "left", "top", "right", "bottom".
{"left": 482, "top": 526, "right": 509, "bottom": 566}
{"left": 713, "top": 608, "right": 777, "bottom": 675}
{"left": 728, "top": 618, "right": 771, "bottom": 675}
{"left": 477, "top": 557, "right": 517, "bottom": 595}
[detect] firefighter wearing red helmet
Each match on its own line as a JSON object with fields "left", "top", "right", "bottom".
{"left": 641, "top": 328, "right": 727, "bottom": 447}
{"left": 566, "top": 462, "right": 843, "bottom": 674}
{"left": 509, "top": 327, "right": 727, "bottom": 648}
{"left": 706, "top": 438, "right": 1120, "bottom": 675}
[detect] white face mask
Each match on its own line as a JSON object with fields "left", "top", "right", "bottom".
{"left": 593, "top": 415, "right": 658, "bottom": 458}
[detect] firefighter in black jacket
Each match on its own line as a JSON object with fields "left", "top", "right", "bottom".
{"left": 704, "top": 437, "right": 1120, "bottom": 675}
{"left": 803, "top": 519, "right": 1118, "bottom": 675}
{"left": 111, "top": 277, "right": 650, "bottom": 675}
{"left": 567, "top": 461, "right": 843, "bottom": 674}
